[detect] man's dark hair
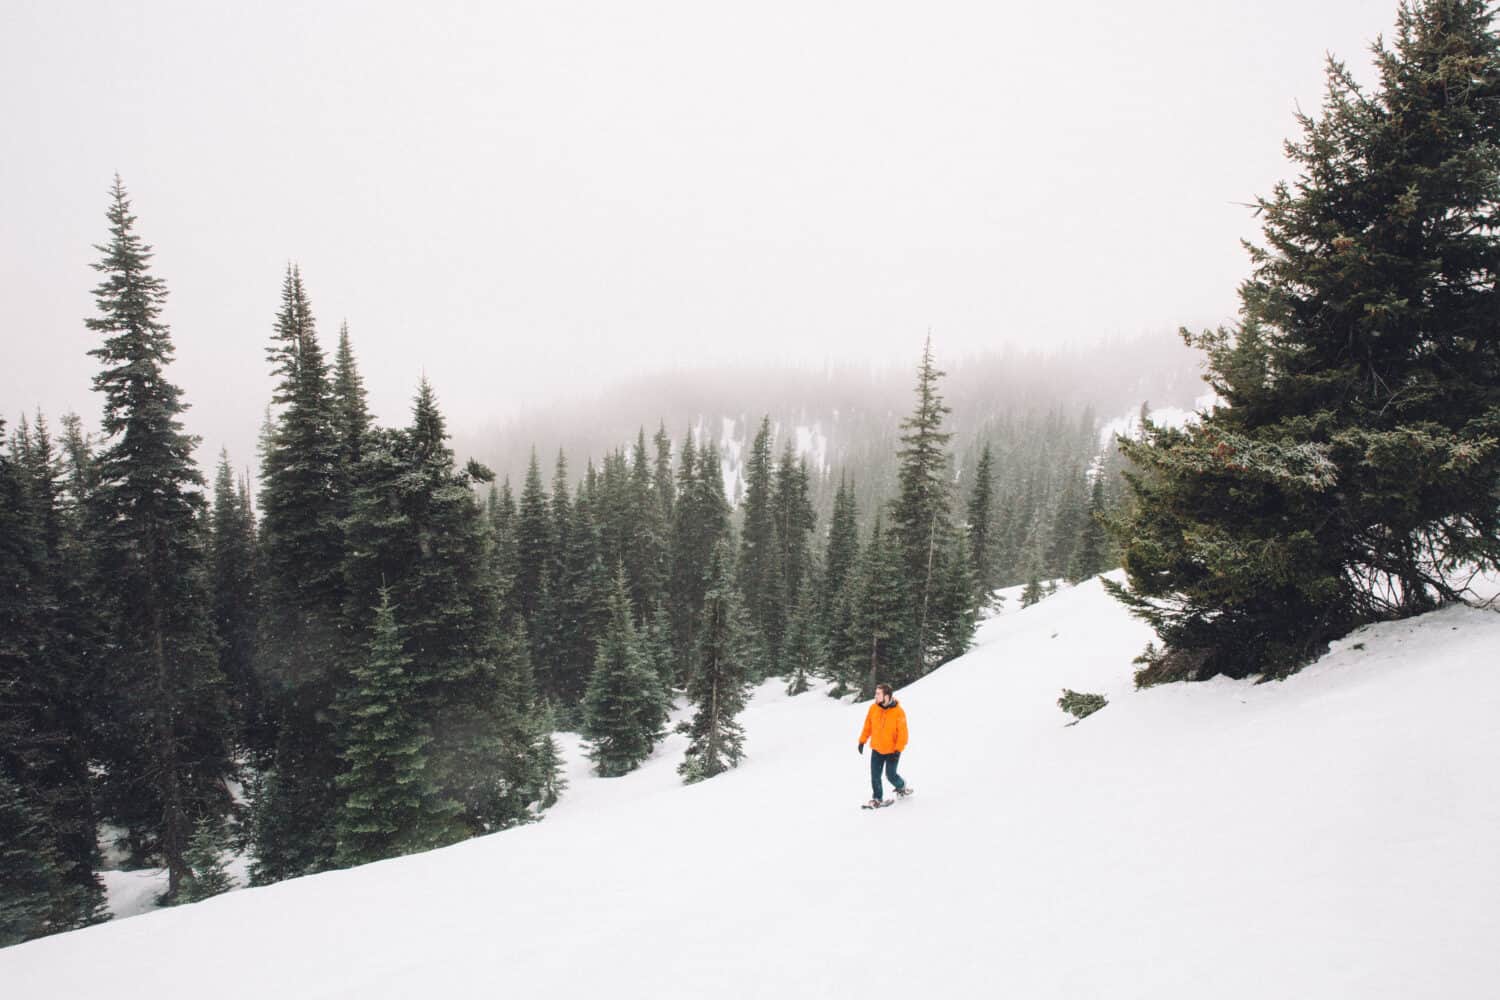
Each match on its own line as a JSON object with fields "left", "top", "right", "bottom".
{"left": 875, "top": 683, "right": 893, "bottom": 697}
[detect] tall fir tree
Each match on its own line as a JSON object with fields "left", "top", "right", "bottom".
{"left": 0, "top": 421, "right": 105, "bottom": 940}
{"left": 888, "top": 338, "right": 970, "bottom": 683}
{"left": 175, "top": 816, "right": 234, "bottom": 905}
{"left": 583, "top": 573, "right": 669, "bottom": 777}
{"left": 210, "top": 450, "right": 266, "bottom": 758}
{"left": 1069, "top": 472, "right": 1111, "bottom": 582}
{"left": 625, "top": 429, "right": 669, "bottom": 619}
{"left": 1110, "top": 0, "right": 1500, "bottom": 683}
{"left": 514, "top": 450, "right": 552, "bottom": 629}
{"left": 252, "top": 264, "right": 347, "bottom": 883}
{"left": 331, "top": 320, "right": 371, "bottom": 510}
{"left": 846, "top": 514, "right": 913, "bottom": 698}
{"left": 737, "top": 417, "right": 781, "bottom": 667}
{"left": 965, "top": 441, "right": 998, "bottom": 604}
{"left": 334, "top": 589, "right": 462, "bottom": 867}
{"left": 771, "top": 443, "right": 817, "bottom": 664}
{"left": 84, "top": 177, "right": 233, "bottom": 896}
{"left": 679, "top": 540, "right": 752, "bottom": 783}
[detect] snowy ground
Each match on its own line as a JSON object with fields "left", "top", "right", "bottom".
{"left": 5, "top": 574, "right": 1498, "bottom": 998}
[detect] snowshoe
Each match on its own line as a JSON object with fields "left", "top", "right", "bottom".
{"left": 861, "top": 798, "right": 893, "bottom": 810}
{"left": 895, "top": 786, "right": 914, "bottom": 798}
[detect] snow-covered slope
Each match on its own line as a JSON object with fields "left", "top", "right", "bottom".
{"left": 6, "top": 577, "right": 1498, "bottom": 998}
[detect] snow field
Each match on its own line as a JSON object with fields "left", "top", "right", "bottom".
{"left": 4, "top": 574, "right": 1497, "bottom": 998}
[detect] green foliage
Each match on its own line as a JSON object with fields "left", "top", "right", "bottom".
{"left": 679, "top": 541, "right": 752, "bottom": 782}
{"left": 584, "top": 575, "right": 670, "bottom": 777}
{"left": 1111, "top": 1, "right": 1500, "bottom": 682}
{"left": 1058, "top": 689, "right": 1107, "bottom": 721}
{"left": 84, "top": 177, "right": 233, "bottom": 894}
{"left": 0, "top": 773, "right": 103, "bottom": 945}
{"left": 176, "top": 816, "right": 235, "bottom": 904}
{"left": 334, "top": 590, "right": 462, "bottom": 867}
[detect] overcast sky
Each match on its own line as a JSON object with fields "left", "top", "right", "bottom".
{"left": 2, "top": 0, "right": 1387, "bottom": 472}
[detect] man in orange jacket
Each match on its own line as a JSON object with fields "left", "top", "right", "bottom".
{"left": 858, "top": 683, "right": 911, "bottom": 807}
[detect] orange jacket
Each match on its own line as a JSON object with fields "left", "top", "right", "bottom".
{"left": 859, "top": 700, "right": 908, "bottom": 755}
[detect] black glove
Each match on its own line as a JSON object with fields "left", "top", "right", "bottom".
{"left": 858, "top": 743, "right": 865, "bottom": 755}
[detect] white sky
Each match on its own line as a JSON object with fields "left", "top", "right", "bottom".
{"left": 1, "top": 0, "right": 1385, "bottom": 471}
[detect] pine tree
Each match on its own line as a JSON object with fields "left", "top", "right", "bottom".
{"left": 332, "top": 322, "right": 371, "bottom": 470}
{"left": 772, "top": 443, "right": 817, "bottom": 664}
{"left": 0, "top": 773, "right": 101, "bottom": 946}
{"left": 737, "top": 418, "right": 781, "bottom": 664}
{"left": 888, "top": 338, "right": 968, "bottom": 683}
{"left": 341, "top": 380, "right": 528, "bottom": 834}
{"left": 1111, "top": 0, "right": 1500, "bottom": 683}
{"left": 583, "top": 574, "right": 669, "bottom": 777}
{"left": 487, "top": 479, "right": 522, "bottom": 623}
{"left": 515, "top": 450, "right": 552, "bottom": 629}
{"left": 930, "top": 532, "right": 979, "bottom": 662}
{"left": 1047, "top": 465, "right": 1086, "bottom": 578}
{"left": 6, "top": 416, "right": 107, "bottom": 910}
{"left": 781, "top": 586, "right": 825, "bottom": 696}
{"left": 668, "top": 433, "right": 731, "bottom": 684}
{"left": 679, "top": 540, "right": 752, "bottom": 782}
{"left": 175, "top": 816, "right": 234, "bottom": 904}
{"left": 544, "top": 478, "right": 611, "bottom": 710}
{"left": 334, "top": 589, "right": 461, "bottom": 867}
{"left": 84, "top": 178, "right": 233, "bottom": 896}
{"left": 0, "top": 422, "right": 105, "bottom": 939}
{"left": 211, "top": 450, "right": 266, "bottom": 757}
{"left": 846, "top": 515, "right": 912, "bottom": 698}
{"left": 252, "top": 265, "right": 347, "bottom": 883}
{"left": 966, "top": 441, "right": 998, "bottom": 604}
{"left": 625, "top": 430, "right": 669, "bottom": 618}
{"left": 1069, "top": 471, "right": 1110, "bottom": 582}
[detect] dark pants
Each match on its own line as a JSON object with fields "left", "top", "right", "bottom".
{"left": 870, "top": 750, "right": 906, "bottom": 801}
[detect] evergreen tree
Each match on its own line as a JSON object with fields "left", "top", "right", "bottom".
{"left": 211, "top": 450, "right": 266, "bottom": 757}
{"left": 888, "top": 338, "right": 969, "bottom": 683}
{"left": 679, "top": 540, "right": 752, "bottom": 782}
{"left": 644, "top": 601, "right": 676, "bottom": 692}
{"left": 487, "top": 479, "right": 521, "bottom": 623}
{"left": 252, "top": 264, "right": 348, "bottom": 883}
{"left": 930, "top": 532, "right": 979, "bottom": 663}
{"left": 7, "top": 416, "right": 107, "bottom": 906}
{"left": 772, "top": 443, "right": 817, "bottom": 660}
{"left": 0, "top": 422, "right": 105, "bottom": 939}
{"left": 737, "top": 417, "right": 781, "bottom": 665}
{"left": 625, "top": 429, "right": 669, "bottom": 618}
{"left": 966, "top": 441, "right": 998, "bottom": 603}
{"left": 331, "top": 320, "right": 371, "bottom": 507}
{"left": 514, "top": 449, "right": 552, "bottom": 632}
{"left": 543, "top": 478, "right": 611, "bottom": 710}
{"left": 0, "top": 773, "right": 101, "bottom": 946}
{"left": 781, "top": 586, "right": 825, "bottom": 696}
{"left": 334, "top": 589, "right": 462, "bottom": 867}
{"left": 668, "top": 433, "right": 731, "bottom": 683}
{"left": 84, "top": 178, "right": 233, "bottom": 896}
{"left": 846, "top": 515, "right": 912, "bottom": 699}
{"left": 1069, "top": 472, "right": 1111, "bottom": 582}
{"left": 1111, "top": 0, "right": 1500, "bottom": 683}
{"left": 341, "top": 380, "right": 532, "bottom": 834}
{"left": 175, "top": 816, "right": 234, "bottom": 904}
{"left": 583, "top": 574, "right": 669, "bottom": 777}
{"left": 1046, "top": 466, "right": 1086, "bottom": 580}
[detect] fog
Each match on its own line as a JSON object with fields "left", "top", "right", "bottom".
{"left": 1, "top": 0, "right": 1383, "bottom": 472}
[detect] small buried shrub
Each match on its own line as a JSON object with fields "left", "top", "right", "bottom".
{"left": 1058, "top": 689, "right": 1107, "bottom": 723}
